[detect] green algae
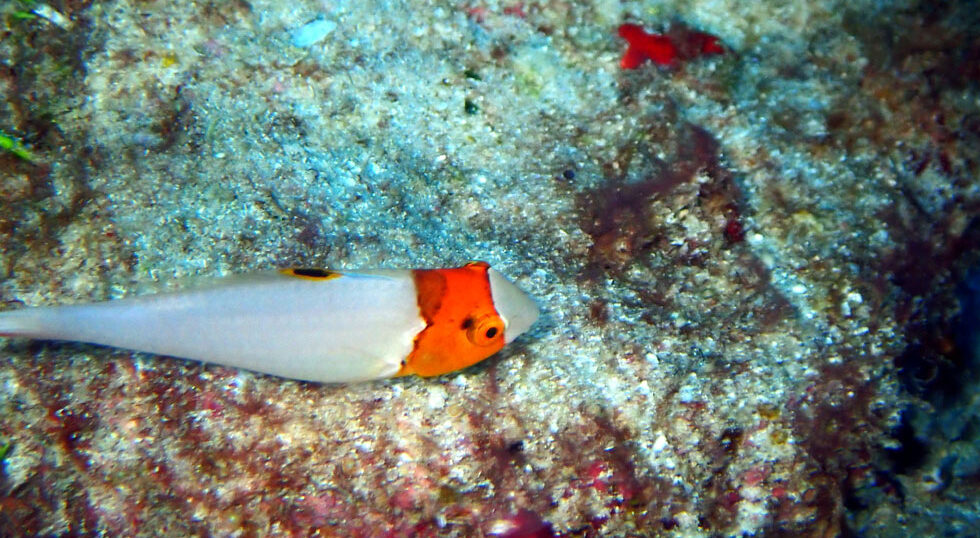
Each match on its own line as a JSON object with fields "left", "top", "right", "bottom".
{"left": 9, "top": 0, "right": 37, "bottom": 21}
{"left": 0, "top": 132, "right": 34, "bottom": 162}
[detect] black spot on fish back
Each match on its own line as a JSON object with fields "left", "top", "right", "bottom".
{"left": 281, "top": 268, "right": 341, "bottom": 280}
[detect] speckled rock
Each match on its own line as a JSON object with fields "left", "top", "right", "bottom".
{"left": 1, "top": 0, "right": 978, "bottom": 536}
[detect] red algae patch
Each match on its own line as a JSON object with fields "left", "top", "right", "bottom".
{"left": 618, "top": 22, "right": 725, "bottom": 69}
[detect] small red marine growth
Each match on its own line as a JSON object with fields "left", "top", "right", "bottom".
{"left": 618, "top": 23, "right": 725, "bottom": 69}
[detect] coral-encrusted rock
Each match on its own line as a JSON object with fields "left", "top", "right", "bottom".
{"left": 1, "top": 0, "right": 979, "bottom": 536}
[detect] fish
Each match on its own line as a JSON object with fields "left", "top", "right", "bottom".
{"left": 0, "top": 261, "right": 539, "bottom": 383}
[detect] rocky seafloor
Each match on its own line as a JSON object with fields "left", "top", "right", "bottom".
{"left": 1, "top": 0, "right": 979, "bottom": 536}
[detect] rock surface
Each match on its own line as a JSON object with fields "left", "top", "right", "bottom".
{"left": 1, "top": 0, "right": 978, "bottom": 536}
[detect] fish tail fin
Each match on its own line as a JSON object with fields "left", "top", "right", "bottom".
{"left": 0, "top": 309, "right": 43, "bottom": 338}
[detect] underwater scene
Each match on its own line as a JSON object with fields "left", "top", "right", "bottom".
{"left": 1, "top": 0, "right": 979, "bottom": 536}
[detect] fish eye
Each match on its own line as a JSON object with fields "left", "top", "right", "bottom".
{"left": 465, "top": 315, "right": 503, "bottom": 346}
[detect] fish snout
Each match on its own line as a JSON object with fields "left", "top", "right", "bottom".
{"left": 487, "top": 268, "right": 539, "bottom": 343}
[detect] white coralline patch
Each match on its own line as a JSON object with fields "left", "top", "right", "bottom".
{"left": 426, "top": 386, "right": 447, "bottom": 410}
{"left": 290, "top": 18, "right": 337, "bottom": 48}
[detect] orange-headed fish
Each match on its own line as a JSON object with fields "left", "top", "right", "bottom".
{"left": 0, "top": 262, "right": 538, "bottom": 382}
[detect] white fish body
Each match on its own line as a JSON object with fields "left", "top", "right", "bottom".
{"left": 0, "top": 263, "right": 539, "bottom": 383}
